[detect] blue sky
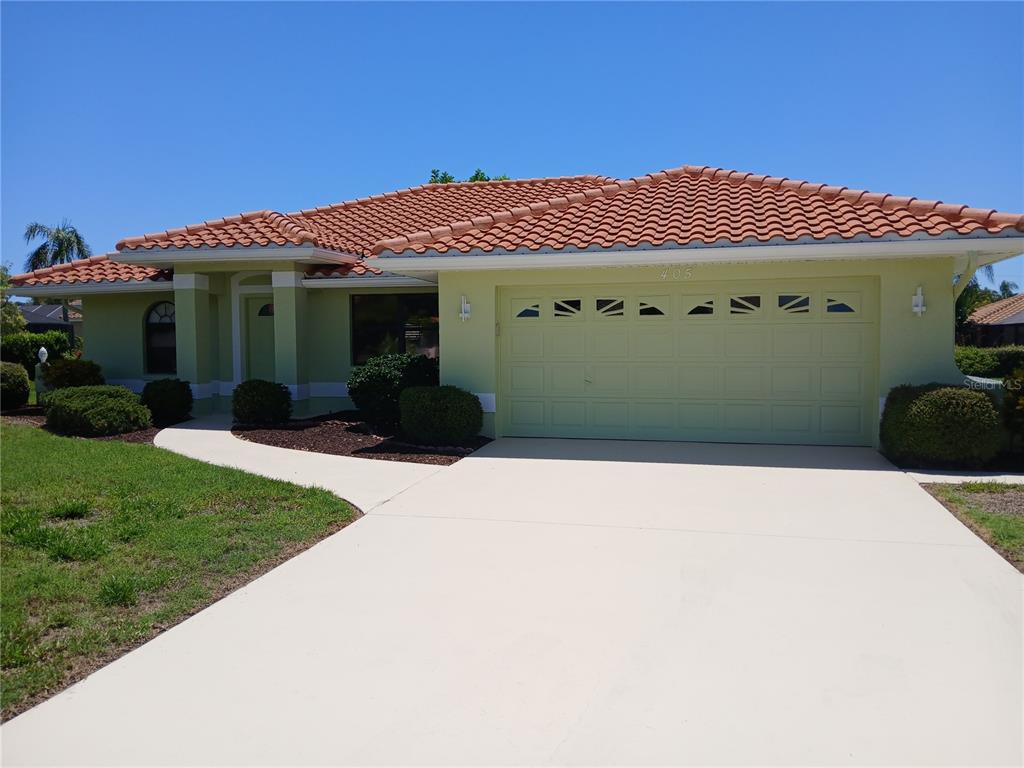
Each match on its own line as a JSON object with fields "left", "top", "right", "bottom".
{"left": 3, "top": 2, "right": 1022, "bottom": 286}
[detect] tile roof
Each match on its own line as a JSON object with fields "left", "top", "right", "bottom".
{"left": 11, "top": 165, "right": 1023, "bottom": 289}
{"left": 115, "top": 176, "right": 610, "bottom": 255}
{"left": 10, "top": 256, "right": 172, "bottom": 286}
{"left": 968, "top": 293, "right": 1024, "bottom": 325}
{"left": 11, "top": 257, "right": 381, "bottom": 287}
{"left": 376, "top": 165, "right": 1024, "bottom": 256}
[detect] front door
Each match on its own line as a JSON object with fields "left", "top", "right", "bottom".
{"left": 245, "top": 297, "right": 276, "bottom": 382}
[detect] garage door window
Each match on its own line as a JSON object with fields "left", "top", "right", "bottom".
{"left": 595, "top": 298, "right": 625, "bottom": 318}
{"left": 684, "top": 296, "right": 715, "bottom": 316}
{"left": 553, "top": 299, "right": 582, "bottom": 318}
{"left": 729, "top": 295, "right": 762, "bottom": 315}
{"left": 638, "top": 297, "right": 668, "bottom": 317}
{"left": 778, "top": 294, "right": 810, "bottom": 314}
{"left": 826, "top": 295, "right": 858, "bottom": 314}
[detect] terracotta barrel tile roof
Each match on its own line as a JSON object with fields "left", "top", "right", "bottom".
{"left": 116, "top": 176, "right": 610, "bottom": 255}
{"left": 10, "top": 165, "right": 1023, "bottom": 289}
{"left": 11, "top": 256, "right": 171, "bottom": 286}
{"left": 376, "top": 165, "right": 1024, "bottom": 255}
{"left": 968, "top": 293, "right": 1024, "bottom": 325}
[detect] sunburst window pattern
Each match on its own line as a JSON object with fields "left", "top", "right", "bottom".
{"left": 553, "top": 298, "right": 582, "bottom": 318}
{"left": 778, "top": 294, "right": 810, "bottom": 314}
{"left": 826, "top": 297, "right": 856, "bottom": 314}
{"left": 638, "top": 297, "right": 667, "bottom": 317}
{"left": 729, "top": 295, "right": 761, "bottom": 315}
{"left": 513, "top": 300, "right": 541, "bottom": 319}
{"left": 595, "top": 298, "right": 625, "bottom": 317}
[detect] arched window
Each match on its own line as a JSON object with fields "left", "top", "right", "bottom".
{"left": 145, "top": 302, "right": 177, "bottom": 374}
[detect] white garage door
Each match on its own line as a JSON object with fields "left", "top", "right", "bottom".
{"left": 498, "top": 278, "right": 879, "bottom": 446}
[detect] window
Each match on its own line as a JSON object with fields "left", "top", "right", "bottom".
{"left": 257, "top": 303, "right": 274, "bottom": 316}
{"left": 730, "top": 295, "right": 761, "bottom": 315}
{"left": 638, "top": 297, "right": 668, "bottom": 317}
{"left": 553, "top": 298, "right": 582, "bottom": 318}
{"left": 595, "top": 298, "right": 625, "bottom": 317}
{"left": 826, "top": 297, "right": 856, "bottom": 314}
{"left": 145, "top": 301, "right": 176, "bottom": 374}
{"left": 777, "top": 294, "right": 810, "bottom": 314}
{"left": 684, "top": 296, "right": 715, "bottom": 316}
{"left": 351, "top": 293, "right": 439, "bottom": 365}
{"left": 513, "top": 299, "right": 540, "bottom": 319}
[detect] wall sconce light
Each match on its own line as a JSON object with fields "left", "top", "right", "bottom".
{"left": 912, "top": 286, "right": 926, "bottom": 317}
{"left": 459, "top": 295, "right": 471, "bottom": 322}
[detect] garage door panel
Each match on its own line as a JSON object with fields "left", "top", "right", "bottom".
{"left": 678, "top": 365, "right": 720, "bottom": 397}
{"left": 630, "top": 366, "right": 676, "bottom": 396}
{"left": 550, "top": 365, "right": 586, "bottom": 395}
{"left": 678, "top": 327, "right": 724, "bottom": 357}
{"left": 545, "top": 328, "right": 586, "bottom": 358}
{"left": 509, "top": 365, "right": 545, "bottom": 395}
{"left": 631, "top": 329, "right": 674, "bottom": 358}
{"left": 771, "top": 367, "right": 815, "bottom": 398}
{"left": 586, "top": 329, "right": 628, "bottom": 358}
{"left": 587, "top": 365, "right": 629, "bottom": 395}
{"left": 724, "top": 366, "right": 766, "bottom": 398}
{"left": 500, "top": 280, "right": 877, "bottom": 446}
{"left": 822, "top": 326, "right": 866, "bottom": 360}
{"left": 772, "top": 326, "right": 819, "bottom": 358}
{"left": 509, "top": 330, "right": 544, "bottom": 358}
{"left": 725, "top": 327, "right": 769, "bottom": 359}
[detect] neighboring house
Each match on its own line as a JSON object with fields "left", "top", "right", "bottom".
{"left": 10, "top": 164, "right": 1024, "bottom": 447}
{"left": 964, "top": 293, "right": 1024, "bottom": 346}
{"left": 18, "top": 302, "right": 82, "bottom": 337}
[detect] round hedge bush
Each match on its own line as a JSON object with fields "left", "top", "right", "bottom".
{"left": 1, "top": 361, "right": 30, "bottom": 410}
{"left": 42, "top": 358, "right": 104, "bottom": 390}
{"left": 44, "top": 385, "right": 152, "bottom": 437}
{"left": 141, "top": 378, "right": 193, "bottom": 426}
{"left": 347, "top": 354, "right": 439, "bottom": 432}
{"left": 1004, "top": 366, "right": 1024, "bottom": 448}
{"left": 232, "top": 379, "right": 292, "bottom": 424}
{"left": 399, "top": 385, "right": 483, "bottom": 445}
{"left": 880, "top": 383, "right": 1002, "bottom": 468}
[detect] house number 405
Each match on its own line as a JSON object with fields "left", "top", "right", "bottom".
{"left": 658, "top": 265, "right": 695, "bottom": 281}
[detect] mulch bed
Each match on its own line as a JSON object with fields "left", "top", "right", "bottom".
{"left": 1, "top": 406, "right": 159, "bottom": 445}
{"left": 233, "top": 411, "right": 490, "bottom": 465}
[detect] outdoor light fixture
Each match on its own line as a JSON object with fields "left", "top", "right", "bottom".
{"left": 38, "top": 347, "right": 48, "bottom": 364}
{"left": 912, "top": 286, "right": 926, "bottom": 317}
{"left": 459, "top": 295, "right": 471, "bottom": 322}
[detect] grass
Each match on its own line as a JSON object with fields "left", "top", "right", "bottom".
{"left": 926, "top": 482, "right": 1024, "bottom": 573}
{"left": 0, "top": 424, "right": 356, "bottom": 719}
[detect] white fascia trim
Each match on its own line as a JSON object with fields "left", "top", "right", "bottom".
{"left": 172, "top": 273, "right": 210, "bottom": 291}
{"left": 302, "top": 275, "right": 438, "bottom": 289}
{"left": 376, "top": 236, "right": 1024, "bottom": 273}
{"left": 10, "top": 280, "right": 172, "bottom": 298}
{"left": 118, "top": 245, "right": 358, "bottom": 267}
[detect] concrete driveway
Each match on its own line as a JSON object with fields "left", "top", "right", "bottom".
{"left": 3, "top": 439, "right": 1021, "bottom": 766}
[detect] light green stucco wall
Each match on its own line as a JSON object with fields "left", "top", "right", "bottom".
{"left": 81, "top": 291, "right": 175, "bottom": 382}
{"left": 438, "top": 257, "right": 963, "bottom": 442}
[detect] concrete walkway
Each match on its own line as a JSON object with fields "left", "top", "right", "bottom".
{"left": 153, "top": 415, "right": 444, "bottom": 512}
{"left": 3, "top": 438, "right": 1021, "bottom": 766}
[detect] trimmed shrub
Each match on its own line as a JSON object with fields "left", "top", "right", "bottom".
{"left": 232, "top": 379, "right": 292, "bottom": 424}
{"left": 880, "top": 383, "right": 1002, "bottom": 468}
{"left": 347, "top": 354, "right": 439, "bottom": 431}
{"left": 44, "top": 385, "right": 151, "bottom": 437}
{"left": 42, "top": 358, "right": 104, "bottom": 390}
{"left": 955, "top": 345, "right": 1024, "bottom": 378}
{"left": 955, "top": 346, "right": 999, "bottom": 377}
{"left": 141, "top": 378, "right": 193, "bottom": 426}
{"left": 400, "top": 385, "right": 483, "bottom": 445}
{"left": 0, "top": 330, "right": 80, "bottom": 379}
{"left": 1003, "top": 366, "right": 1024, "bottom": 450}
{"left": 1, "top": 361, "right": 30, "bottom": 410}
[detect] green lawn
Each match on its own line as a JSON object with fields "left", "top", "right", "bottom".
{"left": 926, "top": 482, "right": 1024, "bottom": 573}
{"left": 0, "top": 424, "right": 356, "bottom": 719}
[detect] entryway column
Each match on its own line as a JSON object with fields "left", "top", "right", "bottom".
{"left": 172, "top": 273, "right": 213, "bottom": 405}
{"left": 271, "top": 271, "right": 308, "bottom": 402}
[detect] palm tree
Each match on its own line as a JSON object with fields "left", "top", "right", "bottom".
{"left": 24, "top": 220, "right": 91, "bottom": 272}
{"left": 23, "top": 220, "right": 91, "bottom": 323}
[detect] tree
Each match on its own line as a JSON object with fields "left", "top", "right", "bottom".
{"left": 429, "top": 168, "right": 510, "bottom": 184}
{"left": 998, "top": 280, "right": 1019, "bottom": 299}
{"left": 0, "top": 265, "right": 28, "bottom": 337}
{"left": 23, "top": 220, "right": 91, "bottom": 323}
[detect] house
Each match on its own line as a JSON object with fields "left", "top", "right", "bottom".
{"left": 10, "top": 164, "right": 1024, "bottom": 447}
{"left": 964, "top": 293, "right": 1024, "bottom": 346}
{"left": 18, "top": 301, "right": 83, "bottom": 337}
